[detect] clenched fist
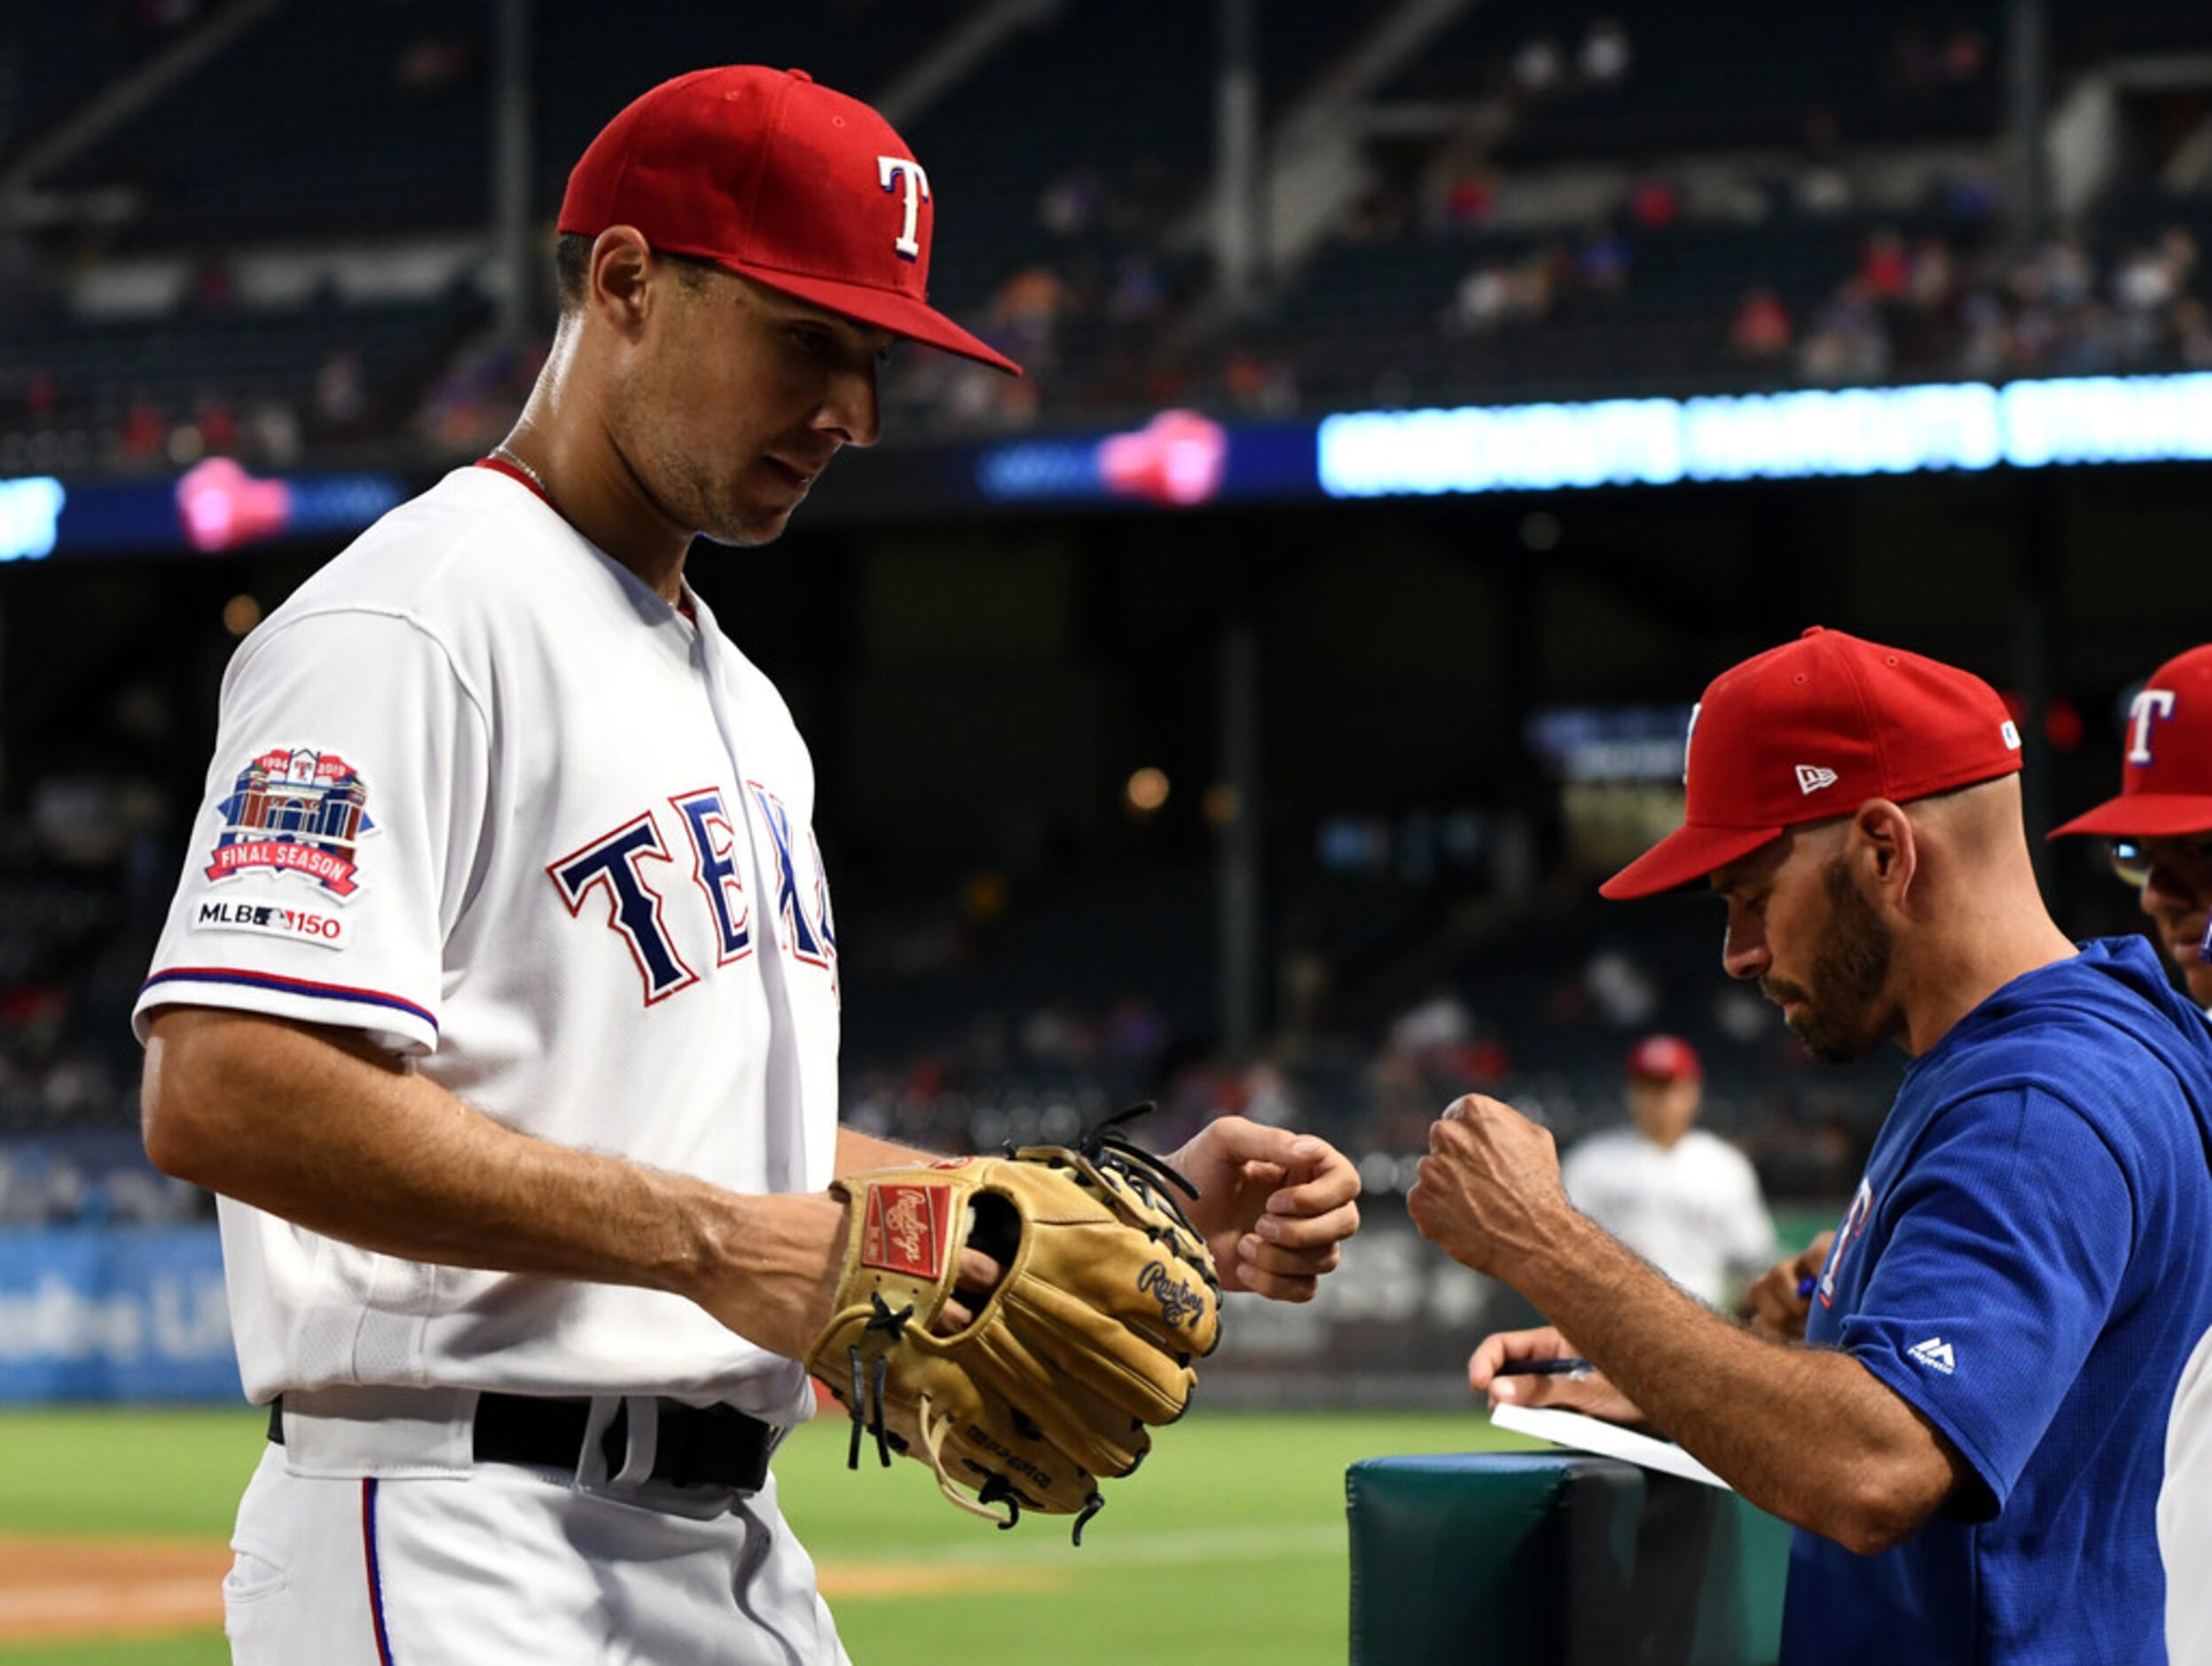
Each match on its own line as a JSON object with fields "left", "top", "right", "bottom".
{"left": 1406, "top": 1094, "right": 1573, "bottom": 1280}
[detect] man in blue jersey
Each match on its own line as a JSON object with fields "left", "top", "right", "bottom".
{"left": 1408, "top": 626, "right": 2212, "bottom": 1662}
{"left": 2049, "top": 640, "right": 2212, "bottom": 1666}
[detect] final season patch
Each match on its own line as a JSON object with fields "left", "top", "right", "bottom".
{"left": 206, "top": 746, "right": 376, "bottom": 900}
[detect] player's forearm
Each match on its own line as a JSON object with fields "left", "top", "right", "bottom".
{"left": 140, "top": 1007, "right": 831, "bottom": 1356}
{"left": 1511, "top": 1213, "right": 1957, "bottom": 1552}
{"left": 835, "top": 1127, "right": 941, "bottom": 1173}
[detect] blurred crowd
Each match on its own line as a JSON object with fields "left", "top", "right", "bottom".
{"left": 11, "top": 4, "right": 2212, "bottom": 464}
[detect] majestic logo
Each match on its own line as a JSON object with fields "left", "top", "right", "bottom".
{"left": 1908, "top": 1336, "right": 1957, "bottom": 1375}
{"left": 1795, "top": 765, "right": 1839, "bottom": 795}
{"left": 876, "top": 155, "right": 931, "bottom": 262}
{"left": 862, "top": 1183, "right": 952, "bottom": 1280}
{"left": 207, "top": 747, "right": 375, "bottom": 899}
{"left": 1137, "top": 1261, "right": 1208, "bottom": 1331}
{"left": 2129, "top": 688, "right": 2178, "bottom": 766}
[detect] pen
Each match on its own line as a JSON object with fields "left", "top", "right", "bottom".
{"left": 1494, "top": 1357, "right": 1594, "bottom": 1378}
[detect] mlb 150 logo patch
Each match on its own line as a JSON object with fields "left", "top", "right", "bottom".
{"left": 195, "top": 899, "right": 352, "bottom": 950}
{"left": 206, "top": 746, "right": 377, "bottom": 900}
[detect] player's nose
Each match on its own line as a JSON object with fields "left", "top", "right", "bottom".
{"left": 816, "top": 358, "right": 882, "bottom": 450}
{"left": 1721, "top": 908, "right": 1769, "bottom": 981}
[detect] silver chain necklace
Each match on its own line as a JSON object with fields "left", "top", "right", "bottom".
{"left": 490, "top": 444, "right": 550, "bottom": 499}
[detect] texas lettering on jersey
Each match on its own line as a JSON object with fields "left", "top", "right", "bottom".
{"left": 547, "top": 781, "right": 836, "bottom": 1007}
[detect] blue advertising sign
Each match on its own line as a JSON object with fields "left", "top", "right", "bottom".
{"left": 0, "top": 1225, "right": 239, "bottom": 1402}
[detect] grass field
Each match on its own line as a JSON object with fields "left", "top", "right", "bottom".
{"left": 0, "top": 1404, "right": 1533, "bottom": 1663}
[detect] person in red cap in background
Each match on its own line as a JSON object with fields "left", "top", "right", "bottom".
{"left": 1556, "top": 1033, "right": 1775, "bottom": 1309}
{"left": 1408, "top": 626, "right": 2212, "bottom": 1663}
{"left": 2050, "top": 643, "right": 2212, "bottom": 1666}
{"left": 2051, "top": 644, "right": 2212, "bottom": 1012}
{"left": 131, "top": 67, "right": 1361, "bottom": 1662}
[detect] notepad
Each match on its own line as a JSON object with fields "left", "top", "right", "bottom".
{"left": 1489, "top": 1402, "right": 1733, "bottom": 1490}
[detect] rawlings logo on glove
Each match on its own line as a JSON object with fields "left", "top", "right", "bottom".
{"left": 1138, "top": 1261, "right": 1210, "bottom": 1330}
{"left": 806, "top": 1109, "right": 1222, "bottom": 1542}
{"left": 865, "top": 1184, "right": 950, "bottom": 1278}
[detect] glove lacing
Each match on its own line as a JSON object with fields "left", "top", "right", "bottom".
{"left": 843, "top": 1297, "right": 1083, "bottom": 1537}
{"left": 843, "top": 1294, "right": 911, "bottom": 1471}
{"left": 1074, "top": 1104, "right": 1223, "bottom": 1303}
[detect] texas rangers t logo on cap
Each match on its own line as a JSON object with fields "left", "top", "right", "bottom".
{"left": 2129, "top": 688, "right": 2178, "bottom": 766}
{"left": 876, "top": 156, "right": 930, "bottom": 261}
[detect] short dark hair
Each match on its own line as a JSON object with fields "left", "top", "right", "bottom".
{"left": 555, "top": 232, "right": 592, "bottom": 311}
{"left": 553, "top": 232, "right": 718, "bottom": 313}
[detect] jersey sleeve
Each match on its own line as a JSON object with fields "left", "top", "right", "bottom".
{"left": 1831, "top": 1086, "right": 2134, "bottom": 1520}
{"left": 133, "top": 608, "right": 490, "bottom": 1056}
{"left": 1560, "top": 1140, "right": 1595, "bottom": 1201}
{"left": 1721, "top": 1145, "right": 1778, "bottom": 1275}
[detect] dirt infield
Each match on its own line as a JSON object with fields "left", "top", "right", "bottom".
{"left": 0, "top": 1536, "right": 1064, "bottom": 1645}
{"left": 0, "top": 1536, "right": 231, "bottom": 1641}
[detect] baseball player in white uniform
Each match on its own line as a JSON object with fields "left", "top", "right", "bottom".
{"left": 2050, "top": 642, "right": 2212, "bottom": 1666}
{"left": 135, "top": 66, "right": 1362, "bottom": 1663}
{"left": 1557, "top": 1033, "right": 1775, "bottom": 1308}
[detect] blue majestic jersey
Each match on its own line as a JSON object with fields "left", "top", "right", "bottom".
{"left": 1785, "top": 937, "right": 2212, "bottom": 1663}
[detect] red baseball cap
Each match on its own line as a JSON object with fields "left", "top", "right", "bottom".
{"left": 2050, "top": 645, "right": 2212, "bottom": 839}
{"left": 1627, "top": 1033, "right": 1701, "bottom": 1083}
{"left": 1601, "top": 627, "right": 2025, "bottom": 900}
{"left": 559, "top": 66, "right": 1020, "bottom": 375}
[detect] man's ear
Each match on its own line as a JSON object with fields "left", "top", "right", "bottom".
{"left": 1850, "top": 798, "right": 1918, "bottom": 906}
{"left": 587, "top": 227, "right": 655, "bottom": 337}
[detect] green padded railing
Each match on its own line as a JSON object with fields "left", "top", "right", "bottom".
{"left": 1346, "top": 1452, "right": 1794, "bottom": 1664}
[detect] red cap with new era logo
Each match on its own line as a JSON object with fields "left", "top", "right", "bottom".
{"left": 2050, "top": 645, "right": 2212, "bottom": 840}
{"left": 559, "top": 66, "right": 1019, "bottom": 375}
{"left": 1600, "top": 627, "right": 2025, "bottom": 900}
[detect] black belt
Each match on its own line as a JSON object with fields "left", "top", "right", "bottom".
{"left": 266, "top": 1392, "right": 773, "bottom": 1492}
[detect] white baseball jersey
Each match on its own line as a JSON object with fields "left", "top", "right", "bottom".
{"left": 134, "top": 465, "right": 842, "bottom": 1419}
{"left": 1560, "top": 1126, "right": 1775, "bottom": 1307}
{"left": 2167, "top": 1318, "right": 2212, "bottom": 1662}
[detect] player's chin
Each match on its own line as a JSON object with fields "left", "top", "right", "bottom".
{"left": 697, "top": 499, "right": 797, "bottom": 549}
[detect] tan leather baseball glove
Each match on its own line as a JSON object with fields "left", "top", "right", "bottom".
{"left": 806, "top": 1116, "right": 1222, "bottom": 1541}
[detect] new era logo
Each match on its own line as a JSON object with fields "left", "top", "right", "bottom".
{"left": 1908, "top": 1336, "right": 1957, "bottom": 1375}
{"left": 1795, "top": 765, "right": 1839, "bottom": 796}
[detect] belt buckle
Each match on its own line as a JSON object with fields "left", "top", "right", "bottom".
{"left": 578, "top": 1397, "right": 744, "bottom": 1521}
{"left": 579, "top": 1395, "right": 658, "bottom": 1488}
